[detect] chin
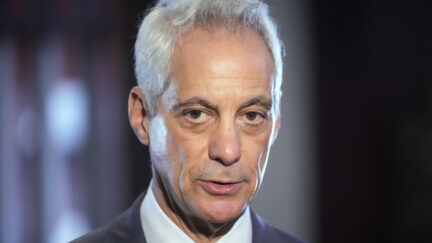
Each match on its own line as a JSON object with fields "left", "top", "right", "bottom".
{"left": 194, "top": 197, "right": 247, "bottom": 224}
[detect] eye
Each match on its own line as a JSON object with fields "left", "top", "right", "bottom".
{"left": 245, "top": 112, "right": 258, "bottom": 121}
{"left": 242, "top": 111, "right": 266, "bottom": 125}
{"left": 188, "top": 110, "right": 202, "bottom": 119}
{"left": 184, "top": 110, "right": 210, "bottom": 124}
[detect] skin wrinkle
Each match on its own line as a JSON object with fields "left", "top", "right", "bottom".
{"left": 131, "top": 25, "right": 280, "bottom": 243}
{"left": 135, "top": 1, "right": 284, "bottom": 119}
{"left": 152, "top": 151, "right": 237, "bottom": 239}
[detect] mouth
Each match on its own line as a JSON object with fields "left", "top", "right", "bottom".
{"left": 199, "top": 180, "right": 243, "bottom": 195}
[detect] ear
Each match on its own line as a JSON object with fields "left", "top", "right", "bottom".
{"left": 128, "top": 86, "right": 150, "bottom": 145}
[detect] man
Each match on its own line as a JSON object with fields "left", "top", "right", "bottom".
{"left": 73, "top": 0, "right": 306, "bottom": 242}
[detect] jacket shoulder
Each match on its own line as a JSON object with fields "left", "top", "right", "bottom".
{"left": 250, "top": 210, "right": 307, "bottom": 243}
{"left": 260, "top": 223, "right": 306, "bottom": 243}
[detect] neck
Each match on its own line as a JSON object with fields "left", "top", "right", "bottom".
{"left": 151, "top": 176, "right": 239, "bottom": 243}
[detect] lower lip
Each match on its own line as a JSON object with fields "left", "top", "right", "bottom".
{"left": 200, "top": 181, "right": 243, "bottom": 195}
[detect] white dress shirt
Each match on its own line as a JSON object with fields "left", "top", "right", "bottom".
{"left": 140, "top": 181, "right": 252, "bottom": 243}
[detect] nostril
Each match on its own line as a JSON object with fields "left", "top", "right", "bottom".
{"left": 208, "top": 122, "right": 241, "bottom": 165}
{"left": 209, "top": 150, "right": 241, "bottom": 166}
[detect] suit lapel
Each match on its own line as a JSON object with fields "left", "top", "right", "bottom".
{"left": 250, "top": 209, "right": 267, "bottom": 243}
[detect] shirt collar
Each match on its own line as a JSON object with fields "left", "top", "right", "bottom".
{"left": 140, "top": 180, "right": 252, "bottom": 243}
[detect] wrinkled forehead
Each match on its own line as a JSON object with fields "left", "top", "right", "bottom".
{"left": 172, "top": 26, "right": 274, "bottom": 82}
{"left": 160, "top": 25, "right": 275, "bottom": 109}
{"left": 173, "top": 24, "right": 275, "bottom": 73}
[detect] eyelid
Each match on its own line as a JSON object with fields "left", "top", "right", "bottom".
{"left": 182, "top": 107, "right": 212, "bottom": 116}
{"left": 240, "top": 108, "right": 269, "bottom": 118}
{"left": 237, "top": 111, "right": 264, "bottom": 126}
{"left": 183, "top": 109, "right": 212, "bottom": 124}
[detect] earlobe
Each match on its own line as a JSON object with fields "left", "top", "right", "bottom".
{"left": 128, "top": 86, "right": 150, "bottom": 145}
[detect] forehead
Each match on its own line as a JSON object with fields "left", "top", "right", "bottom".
{"left": 168, "top": 25, "right": 275, "bottom": 98}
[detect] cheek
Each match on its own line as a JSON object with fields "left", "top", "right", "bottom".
{"left": 176, "top": 135, "right": 209, "bottom": 182}
{"left": 180, "top": 137, "right": 207, "bottom": 160}
{"left": 243, "top": 131, "right": 271, "bottom": 166}
{"left": 242, "top": 131, "right": 272, "bottom": 194}
{"left": 165, "top": 126, "right": 209, "bottom": 192}
{"left": 149, "top": 115, "right": 169, "bottom": 169}
{"left": 149, "top": 116, "right": 186, "bottom": 196}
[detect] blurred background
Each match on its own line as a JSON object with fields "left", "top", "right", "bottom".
{"left": 1, "top": 0, "right": 431, "bottom": 242}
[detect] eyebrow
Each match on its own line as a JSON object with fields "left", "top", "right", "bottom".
{"left": 171, "top": 95, "right": 272, "bottom": 114}
{"left": 171, "top": 97, "right": 218, "bottom": 113}
{"left": 239, "top": 96, "right": 273, "bottom": 111}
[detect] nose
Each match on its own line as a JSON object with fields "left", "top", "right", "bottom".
{"left": 209, "top": 120, "right": 241, "bottom": 166}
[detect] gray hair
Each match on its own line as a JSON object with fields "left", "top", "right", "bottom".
{"left": 134, "top": 0, "right": 283, "bottom": 116}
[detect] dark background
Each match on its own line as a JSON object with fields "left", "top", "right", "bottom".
{"left": 0, "top": 0, "right": 431, "bottom": 242}
{"left": 314, "top": 1, "right": 432, "bottom": 242}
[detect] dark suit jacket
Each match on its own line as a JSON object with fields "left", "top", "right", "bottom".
{"left": 71, "top": 192, "right": 306, "bottom": 243}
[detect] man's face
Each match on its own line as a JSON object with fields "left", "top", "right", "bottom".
{"left": 149, "top": 26, "right": 279, "bottom": 224}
